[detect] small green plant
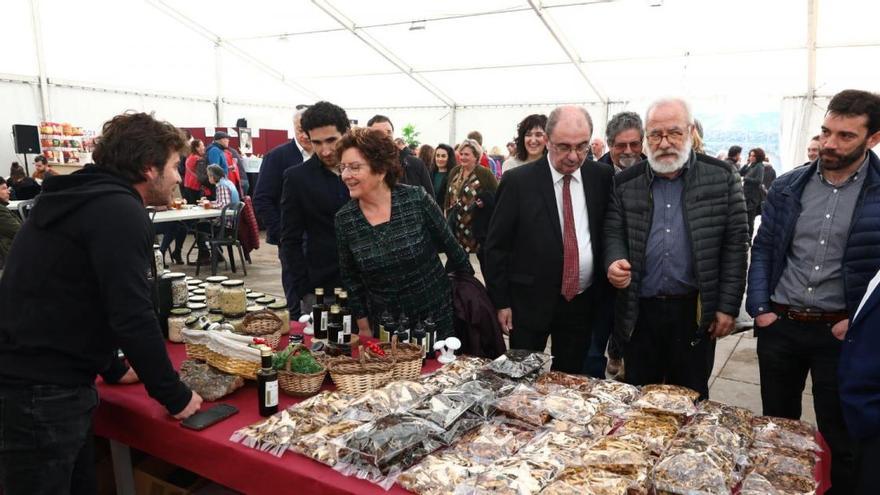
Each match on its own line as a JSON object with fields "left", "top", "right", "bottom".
{"left": 401, "top": 124, "right": 420, "bottom": 148}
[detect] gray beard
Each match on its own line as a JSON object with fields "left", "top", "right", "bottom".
{"left": 649, "top": 141, "right": 692, "bottom": 175}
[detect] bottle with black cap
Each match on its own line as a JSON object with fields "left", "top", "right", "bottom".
{"left": 379, "top": 309, "right": 394, "bottom": 343}
{"left": 424, "top": 316, "right": 438, "bottom": 360}
{"left": 328, "top": 304, "right": 344, "bottom": 345}
{"left": 312, "top": 288, "right": 329, "bottom": 342}
{"left": 411, "top": 321, "right": 427, "bottom": 364}
{"left": 338, "top": 291, "right": 353, "bottom": 341}
{"left": 257, "top": 346, "right": 278, "bottom": 417}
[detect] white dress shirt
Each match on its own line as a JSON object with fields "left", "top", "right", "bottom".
{"left": 295, "top": 136, "right": 312, "bottom": 160}
{"left": 548, "top": 160, "right": 593, "bottom": 292}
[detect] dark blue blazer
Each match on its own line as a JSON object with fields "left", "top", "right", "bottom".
{"left": 840, "top": 274, "right": 880, "bottom": 440}
{"left": 253, "top": 141, "right": 304, "bottom": 245}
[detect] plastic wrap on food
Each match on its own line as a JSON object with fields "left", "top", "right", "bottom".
{"left": 668, "top": 424, "right": 748, "bottom": 475}
{"left": 398, "top": 450, "right": 487, "bottom": 495}
{"left": 451, "top": 376, "right": 517, "bottom": 418}
{"left": 492, "top": 385, "right": 552, "bottom": 426}
{"left": 230, "top": 408, "right": 325, "bottom": 456}
{"left": 435, "top": 411, "right": 484, "bottom": 446}
{"left": 581, "top": 437, "right": 652, "bottom": 476}
{"left": 338, "top": 380, "right": 429, "bottom": 421}
{"left": 289, "top": 419, "right": 363, "bottom": 466}
{"left": 738, "top": 471, "right": 782, "bottom": 495}
{"left": 547, "top": 412, "right": 619, "bottom": 439}
{"left": 543, "top": 388, "right": 600, "bottom": 425}
{"left": 690, "top": 400, "right": 754, "bottom": 447}
{"left": 751, "top": 416, "right": 821, "bottom": 453}
{"left": 289, "top": 391, "right": 354, "bottom": 420}
{"left": 611, "top": 411, "right": 682, "bottom": 456}
{"left": 588, "top": 380, "right": 641, "bottom": 405}
{"left": 518, "top": 430, "right": 595, "bottom": 466}
{"left": 457, "top": 451, "right": 566, "bottom": 495}
{"left": 334, "top": 413, "right": 446, "bottom": 483}
{"left": 632, "top": 384, "right": 699, "bottom": 418}
{"left": 533, "top": 371, "right": 594, "bottom": 396}
{"left": 651, "top": 450, "right": 731, "bottom": 495}
{"left": 542, "top": 466, "right": 648, "bottom": 495}
{"left": 449, "top": 419, "right": 538, "bottom": 465}
{"left": 749, "top": 446, "right": 818, "bottom": 480}
{"left": 409, "top": 389, "right": 481, "bottom": 428}
{"left": 740, "top": 470, "right": 816, "bottom": 495}
{"left": 486, "top": 350, "right": 553, "bottom": 379}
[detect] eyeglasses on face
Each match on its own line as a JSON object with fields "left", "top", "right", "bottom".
{"left": 646, "top": 128, "right": 688, "bottom": 145}
{"left": 549, "top": 141, "right": 590, "bottom": 155}
{"left": 612, "top": 140, "right": 643, "bottom": 152}
{"left": 339, "top": 162, "right": 366, "bottom": 174}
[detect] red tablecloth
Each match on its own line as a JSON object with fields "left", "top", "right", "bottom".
{"left": 95, "top": 329, "right": 438, "bottom": 495}
{"left": 94, "top": 327, "right": 832, "bottom": 495}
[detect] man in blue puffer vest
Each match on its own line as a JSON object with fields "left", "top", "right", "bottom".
{"left": 747, "top": 89, "right": 880, "bottom": 495}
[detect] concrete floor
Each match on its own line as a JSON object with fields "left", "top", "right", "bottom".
{"left": 164, "top": 233, "right": 817, "bottom": 425}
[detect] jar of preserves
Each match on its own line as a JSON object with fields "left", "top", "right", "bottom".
{"left": 191, "top": 288, "right": 206, "bottom": 297}
{"left": 205, "top": 275, "right": 229, "bottom": 312}
{"left": 167, "top": 308, "right": 192, "bottom": 343}
{"left": 246, "top": 304, "right": 266, "bottom": 314}
{"left": 220, "top": 279, "right": 247, "bottom": 317}
{"left": 165, "top": 272, "right": 188, "bottom": 307}
{"left": 188, "top": 295, "right": 207, "bottom": 306}
{"left": 255, "top": 296, "right": 276, "bottom": 306}
{"left": 247, "top": 292, "right": 264, "bottom": 302}
{"left": 186, "top": 302, "right": 208, "bottom": 318}
{"left": 267, "top": 301, "right": 289, "bottom": 331}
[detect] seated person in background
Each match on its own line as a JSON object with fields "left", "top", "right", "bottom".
{"left": 207, "top": 164, "right": 240, "bottom": 214}
{"left": 0, "top": 178, "right": 22, "bottom": 268}
{"left": 32, "top": 155, "right": 57, "bottom": 181}
{"left": 8, "top": 165, "right": 41, "bottom": 200}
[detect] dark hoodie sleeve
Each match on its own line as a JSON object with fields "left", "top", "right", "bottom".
{"left": 86, "top": 197, "right": 192, "bottom": 415}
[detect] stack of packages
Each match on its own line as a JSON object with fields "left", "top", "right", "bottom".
{"left": 230, "top": 349, "right": 821, "bottom": 494}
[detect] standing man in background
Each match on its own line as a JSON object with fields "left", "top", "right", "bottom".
{"left": 368, "top": 115, "right": 434, "bottom": 196}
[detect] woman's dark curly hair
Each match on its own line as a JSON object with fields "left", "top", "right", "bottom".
{"left": 431, "top": 143, "right": 457, "bottom": 174}
{"left": 749, "top": 147, "right": 766, "bottom": 163}
{"left": 336, "top": 128, "right": 403, "bottom": 188}
{"left": 514, "top": 113, "right": 548, "bottom": 161}
{"left": 93, "top": 112, "right": 188, "bottom": 183}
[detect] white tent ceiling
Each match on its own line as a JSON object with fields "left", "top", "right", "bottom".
{"left": 1, "top": 0, "right": 879, "bottom": 174}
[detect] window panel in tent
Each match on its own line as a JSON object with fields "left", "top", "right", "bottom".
{"left": 360, "top": 10, "right": 565, "bottom": 72}
{"left": 0, "top": 0, "right": 39, "bottom": 75}
{"left": 327, "top": 0, "right": 530, "bottom": 27}
{"left": 299, "top": 73, "right": 448, "bottom": 108}
{"left": 422, "top": 65, "right": 600, "bottom": 106}
{"left": 39, "top": 0, "right": 216, "bottom": 96}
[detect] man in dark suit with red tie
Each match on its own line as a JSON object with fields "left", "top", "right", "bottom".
{"left": 484, "top": 106, "right": 614, "bottom": 373}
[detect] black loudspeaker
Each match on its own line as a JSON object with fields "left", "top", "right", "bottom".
{"left": 236, "top": 118, "right": 248, "bottom": 129}
{"left": 12, "top": 125, "right": 40, "bottom": 154}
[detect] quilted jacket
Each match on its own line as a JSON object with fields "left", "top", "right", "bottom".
{"left": 604, "top": 152, "right": 750, "bottom": 342}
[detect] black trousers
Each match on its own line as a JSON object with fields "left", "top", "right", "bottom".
{"left": 856, "top": 435, "right": 880, "bottom": 494}
{"left": 624, "top": 295, "right": 715, "bottom": 400}
{"left": 0, "top": 384, "right": 99, "bottom": 495}
{"left": 509, "top": 288, "right": 593, "bottom": 374}
{"left": 756, "top": 316, "right": 855, "bottom": 495}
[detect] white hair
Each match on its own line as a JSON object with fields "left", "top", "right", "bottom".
{"left": 645, "top": 97, "right": 695, "bottom": 126}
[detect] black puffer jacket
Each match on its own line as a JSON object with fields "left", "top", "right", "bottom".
{"left": 603, "top": 152, "right": 749, "bottom": 342}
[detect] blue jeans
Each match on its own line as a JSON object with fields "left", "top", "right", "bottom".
{"left": 0, "top": 384, "right": 99, "bottom": 495}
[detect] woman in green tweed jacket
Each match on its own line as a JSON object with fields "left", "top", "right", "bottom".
{"left": 334, "top": 128, "right": 473, "bottom": 339}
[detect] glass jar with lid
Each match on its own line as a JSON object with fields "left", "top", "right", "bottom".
{"left": 205, "top": 275, "right": 229, "bottom": 312}
{"left": 164, "top": 272, "right": 188, "bottom": 307}
{"left": 189, "top": 295, "right": 207, "bottom": 306}
{"left": 186, "top": 302, "right": 208, "bottom": 318}
{"left": 152, "top": 244, "right": 163, "bottom": 274}
{"left": 255, "top": 296, "right": 276, "bottom": 306}
{"left": 247, "top": 292, "right": 264, "bottom": 302}
{"left": 220, "top": 279, "right": 247, "bottom": 318}
{"left": 267, "top": 301, "right": 290, "bottom": 333}
{"left": 191, "top": 288, "right": 206, "bottom": 297}
{"left": 187, "top": 279, "right": 203, "bottom": 290}
{"left": 168, "top": 308, "right": 192, "bottom": 343}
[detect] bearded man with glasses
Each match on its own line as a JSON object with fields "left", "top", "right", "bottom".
{"left": 604, "top": 98, "right": 749, "bottom": 399}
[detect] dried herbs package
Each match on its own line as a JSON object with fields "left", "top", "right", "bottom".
{"left": 399, "top": 451, "right": 487, "bottom": 495}
{"left": 580, "top": 437, "right": 652, "bottom": 477}
{"left": 542, "top": 388, "right": 600, "bottom": 425}
{"left": 449, "top": 419, "right": 538, "bottom": 465}
{"left": 435, "top": 411, "right": 485, "bottom": 446}
{"left": 542, "top": 466, "right": 648, "bottom": 495}
{"left": 740, "top": 469, "right": 817, "bottom": 495}
{"left": 588, "top": 379, "right": 641, "bottom": 405}
{"left": 290, "top": 419, "right": 363, "bottom": 466}
{"left": 651, "top": 450, "right": 731, "bottom": 495}
{"left": 457, "top": 451, "right": 566, "bottom": 495}
{"left": 518, "top": 430, "right": 595, "bottom": 466}
{"left": 334, "top": 413, "right": 445, "bottom": 486}
{"left": 533, "top": 370, "right": 594, "bottom": 395}
{"left": 492, "top": 385, "right": 551, "bottom": 426}
{"left": 338, "top": 380, "right": 429, "bottom": 421}
{"left": 611, "top": 411, "right": 682, "bottom": 456}
{"left": 410, "top": 388, "right": 481, "bottom": 428}
{"left": 632, "top": 384, "right": 699, "bottom": 418}
{"left": 751, "top": 416, "right": 821, "bottom": 453}
{"left": 487, "top": 350, "right": 552, "bottom": 379}
{"left": 230, "top": 408, "right": 328, "bottom": 456}
{"left": 745, "top": 447, "right": 818, "bottom": 494}
{"left": 179, "top": 359, "right": 244, "bottom": 401}
{"left": 690, "top": 400, "right": 754, "bottom": 447}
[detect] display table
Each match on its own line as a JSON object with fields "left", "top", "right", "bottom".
{"left": 152, "top": 207, "right": 222, "bottom": 223}
{"left": 94, "top": 331, "right": 437, "bottom": 495}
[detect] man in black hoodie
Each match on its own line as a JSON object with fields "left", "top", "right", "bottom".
{"left": 0, "top": 112, "right": 201, "bottom": 494}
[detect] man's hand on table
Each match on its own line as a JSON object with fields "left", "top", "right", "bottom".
{"left": 174, "top": 392, "right": 203, "bottom": 420}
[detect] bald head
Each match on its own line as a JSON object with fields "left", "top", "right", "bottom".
{"left": 546, "top": 105, "right": 594, "bottom": 175}
{"left": 546, "top": 105, "right": 593, "bottom": 139}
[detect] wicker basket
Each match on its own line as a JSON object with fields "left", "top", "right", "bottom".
{"left": 277, "top": 344, "right": 327, "bottom": 397}
{"left": 207, "top": 349, "right": 260, "bottom": 380}
{"left": 185, "top": 342, "right": 209, "bottom": 361}
{"left": 365, "top": 335, "right": 424, "bottom": 381}
{"left": 182, "top": 328, "right": 262, "bottom": 380}
{"left": 239, "top": 309, "right": 284, "bottom": 336}
{"left": 327, "top": 346, "right": 394, "bottom": 395}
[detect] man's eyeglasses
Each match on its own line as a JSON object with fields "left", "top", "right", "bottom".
{"left": 549, "top": 141, "right": 590, "bottom": 155}
{"left": 612, "top": 140, "right": 643, "bottom": 152}
{"left": 646, "top": 128, "right": 688, "bottom": 145}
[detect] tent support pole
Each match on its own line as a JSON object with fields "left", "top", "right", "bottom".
{"left": 29, "top": 0, "right": 51, "bottom": 121}
{"left": 448, "top": 105, "right": 457, "bottom": 145}
{"left": 214, "top": 43, "right": 223, "bottom": 127}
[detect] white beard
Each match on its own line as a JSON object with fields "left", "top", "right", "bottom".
{"left": 648, "top": 140, "right": 692, "bottom": 175}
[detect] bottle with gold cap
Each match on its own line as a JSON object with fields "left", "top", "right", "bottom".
{"left": 256, "top": 346, "right": 278, "bottom": 417}
{"left": 328, "top": 304, "right": 344, "bottom": 345}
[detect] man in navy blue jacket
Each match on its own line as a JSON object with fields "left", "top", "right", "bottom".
{"left": 840, "top": 268, "right": 880, "bottom": 494}
{"left": 279, "top": 102, "right": 351, "bottom": 311}
{"left": 254, "top": 109, "right": 312, "bottom": 316}
{"left": 747, "top": 89, "right": 880, "bottom": 495}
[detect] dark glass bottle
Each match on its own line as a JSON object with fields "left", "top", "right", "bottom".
{"left": 396, "top": 314, "right": 411, "bottom": 344}
{"left": 411, "top": 322, "right": 427, "bottom": 364}
{"left": 424, "top": 317, "right": 438, "bottom": 360}
{"left": 257, "top": 347, "right": 278, "bottom": 417}
{"left": 338, "top": 291, "right": 353, "bottom": 341}
{"left": 379, "top": 310, "right": 394, "bottom": 343}
{"left": 333, "top": 287, "right": 343, "bottom": 305}
{"left": 328, "top": 304, "right": 343, "bottom": 345}
{"left": 312, "top": 288, "right": 328, "bottom": 342}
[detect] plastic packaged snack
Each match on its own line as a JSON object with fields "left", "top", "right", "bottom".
{"left": 581, "top": 437, "right": 652, "bottom": 477}
{"left": 740, "top": 469, "right": 816, "bottom": 495}
{"left": 459, "top": 451, "right": 566, "bottom": 495}
{"left": 290, "top": 419, "right": 363, "bottom": 466}
{"left": 449, "top": 419, "right": 538, "bottom": 465}
{"left": 542, "top": 466, "right": 647, "bottom": 495}
{"left": 410, "top": 389, "right": 481, "bottom": 428}
{"left": 435, "top": 411, "right": 484, "bottom": 446}
{"left": 690, "top": 400, "right": 753, "bottom": 447}
{"left": 230, "top": 407, "right": 331, "bottom": 456}
{"left": 542, "top": 388, "right": 600, "bottom": 425}
{"left": 748, "top": 446, "right": 818, "bottom": 480}
{"left": 398, "top": 450, "right": 486, "bottom": 495}
{"left": 751, "top": 416, "right": 821, "bottom": 453}
{"left": 651, "top": 450, "right": 731, "bottom": 495}
{"left": 487, "top": 350, "right": 553, "bottom": 379}
{"left": 612, "top": 411, "right": 682, "bottom": 456}
{"left": 492, "top": 385, "right": 551, "bottom": 426}
{"left": 533, "top": 370, "right": 594, "bottom": 396}
{"left": 451, "top": 376, "right": 517, "bottom": 418}
{"left": 588, "top": 379, "right": 641, "bottom": 405}
{"left": 632, "top": 384, "right": 699, "bottom": 418}
{"left": 338, "top": 380, "right": 429, "bottom": 421}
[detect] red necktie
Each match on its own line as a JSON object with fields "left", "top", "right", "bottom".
{"left": 561, "top": 174, "right": 579, "bottom": 301}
